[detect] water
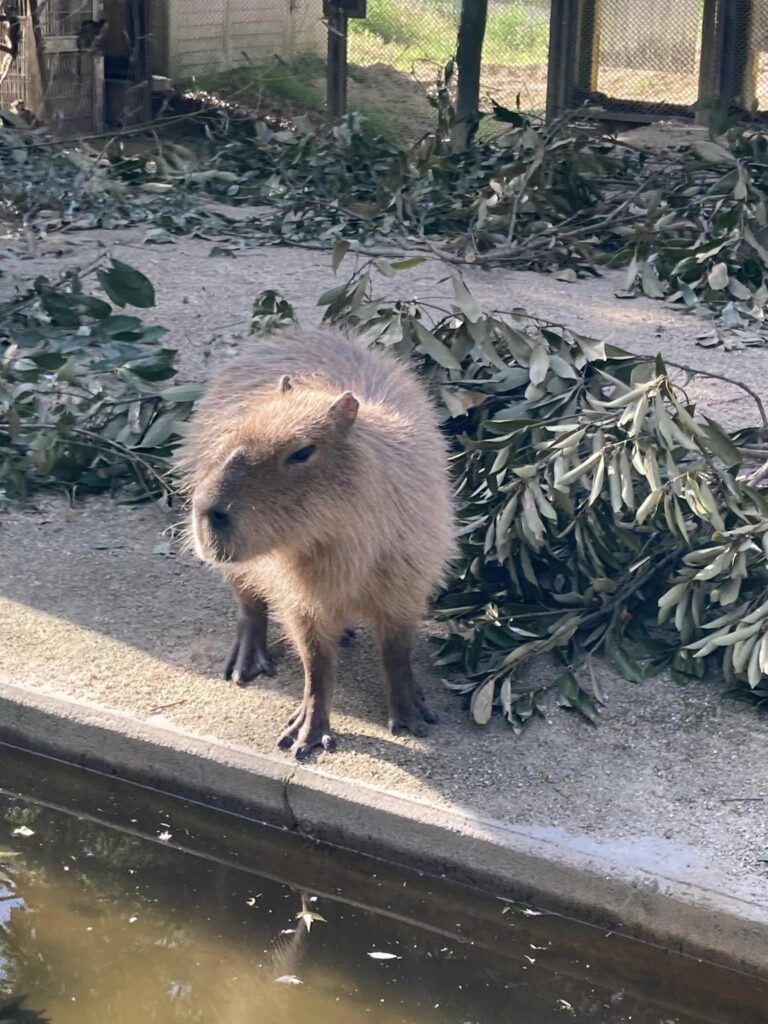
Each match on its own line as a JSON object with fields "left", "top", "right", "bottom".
{"left": 0, "top": 749, "right": 765, "bottom": 1024}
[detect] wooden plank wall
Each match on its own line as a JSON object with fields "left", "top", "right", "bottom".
{"left": 167, "top": 0, "right": 323, "bottom": 80}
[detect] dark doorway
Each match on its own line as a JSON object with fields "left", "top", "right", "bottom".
{"left": 102, "top": 0, "right": 149, "bottom": 126}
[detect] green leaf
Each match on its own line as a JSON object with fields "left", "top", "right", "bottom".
{"left": 452, "top": 275, "right": 483, "bottom": 323}
{"left": 317, "top": 284, "right": 349, "bottom": 307}
{"left": 470, "top": 679, "right": 495, "bottom": 725}
{"left": 123, "top": 349, "right": 177, "bottom": 381}
{"left": 641, "top": 263, "right": 665, "bottom": 299}
{"left": 411, "top": 321, "right": 462, "bottom": 370}
{"left": 528, "top": 344, "right": 549, "bottom": 386}
{"left": 606, "top": 641, "right": 644, "bottom": 684}
{"left": 693, "top": 140, "right": 737, "bottom": 165}
{"left": 332, "top": 239, "right": 351, "bottom": 273}
{"left": 157, "top": 383, "right": 204, "bottom": 403}
{"left": 97, "top": 259, "right": 156, "bottom": 309}
{"left": 140, "top": 412, "right": 184, "bottom": 449}
{"left": 701, "top": 416, "right": 741, "bottom": 469}
{"left": 389, "top": 257, "right": 426, "bottom": 271}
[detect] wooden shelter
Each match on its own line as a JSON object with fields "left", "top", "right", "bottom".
{"left": 0, "top": 0, "right": 323, "bottom": 135}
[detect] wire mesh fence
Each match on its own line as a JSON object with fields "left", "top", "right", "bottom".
{"left": 0, "top": 0, "right": 31, "bottom": 115}
{"left": 594, "top": 0, "right": 703, "bottom": 109}
{"left": 0, "top": 0, "right": 102, "bottom": 133}
{"left": 2, "top": 0, "right": 768, "bottom": 141}
{"left": 347, "top": 0, "right": 552, "bottom": 119}
{"left": 749, "top": 0, "right": 768, "bottom": 110}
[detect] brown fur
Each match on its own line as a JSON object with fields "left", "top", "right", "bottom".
{"left": 177, "top": 327, "right": 456, "bottom": 756}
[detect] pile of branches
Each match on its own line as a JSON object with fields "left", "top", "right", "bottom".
{"left": 313, "top": 255, "right": 768, "bottom": 727}
{"left": 0, "top": 258, "right": 198, "bottom": 504}
{"left": 116, "top": 107, "right": 768, "bottom": 339}
{"left": 4, "top": 99, "right": 768, "bottom": 338}
{"left": 3, "top": 249, "right": 768, "bottom": 726}
{"left": 0, "top": 111, "right": 149, "bottom": 235}
{"left": 5, "top": 98, "right": 768, "bottom": 728}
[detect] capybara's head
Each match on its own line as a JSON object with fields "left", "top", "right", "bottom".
{"left": 190, "top": 376, "right": 359, "bottom": 565}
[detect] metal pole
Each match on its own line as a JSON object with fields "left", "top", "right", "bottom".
{"left": 326, "top": 5, "right": 348, "bottom": 119}
{"left": 696, "top": 0, "right": 721, "bottom": 121}
{"left": 575, "top": 0, "right": 599, "bottom": 95}
{"left": 546, "top": 0, "right": 572, "bottom": 119}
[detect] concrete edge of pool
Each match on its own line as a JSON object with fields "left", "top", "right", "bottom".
{"left": 0, "top": 680, "right": 766, "bottom": 977}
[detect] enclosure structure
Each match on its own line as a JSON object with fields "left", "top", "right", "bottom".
{"left": 0, "top": 0, "right": 105, "bottom": 134}
{"left": 151, "top": 0, "right": 323, "bottom": 81}
{"left": 2, "top": 0, "right": 768, "bottom": 136}
{"left": 0, "top": 0, "right": 324, "bottom": 135}
{"left": 547, "top": 0, "right": 768, "bottom": 120}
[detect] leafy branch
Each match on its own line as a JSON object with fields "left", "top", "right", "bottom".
{"left": 4, "top": 88, "right": 768, "bottom": 342}
{"left": 317, "top": 254, "right": 768, "bottom": 729}
{"left": 0, "top": 259, "right": 199, "bottom": 505}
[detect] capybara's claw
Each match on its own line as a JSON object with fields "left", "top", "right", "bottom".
{"left": 224, "top": 636, "right": 275, "bottom": 685}
{"left": 389, "top": 718, "right": 429, "bottom": 737}
{"left": 277, "top": 702, "right": 336, "bottom": 757}
{"left": 388, "top": 693, "right": 437, "bottom": 737}
{"left": 291, "top": 733, "right": 336, "bottom": 760}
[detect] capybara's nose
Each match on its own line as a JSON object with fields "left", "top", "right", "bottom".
{"left": 205, "top": 507, "right": 231, "bottom": 533}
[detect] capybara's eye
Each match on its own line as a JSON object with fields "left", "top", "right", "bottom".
{"left": 286, "top": 444, "right": 316, "bottom": 464}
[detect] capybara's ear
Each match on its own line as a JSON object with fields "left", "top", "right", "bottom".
{"left": 328, "top": 391, "right": 359, "bottom": 426}
{"left": 278, "top": 375, "right": 292, "bottom": 393}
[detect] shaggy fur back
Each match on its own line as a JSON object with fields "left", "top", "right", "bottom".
{"left": 178, "top": 328, "right": 456, "bottom": 639}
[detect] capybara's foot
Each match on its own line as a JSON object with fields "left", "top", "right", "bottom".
{"left": 224, "top": 630, "right": 275, "bottom": 685}
{"left": 388, "top": 686, "right": 438, "bottom": 737}
{"left": 277, "top": 701, "right": 336, "bottom": 759}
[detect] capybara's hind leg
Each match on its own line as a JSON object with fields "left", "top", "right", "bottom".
{"left": 224, "top": 583, "right": 274, "bottom": 685}
{"left": 277, "top": 617, "right": 337, "bottom": 759}
{"left": 375, "top": 620, "right": 439, "bottom": 737}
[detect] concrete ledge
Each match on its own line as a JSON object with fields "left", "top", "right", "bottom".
{"left": 0, "top": 680, "right": 766, "bottom": 977}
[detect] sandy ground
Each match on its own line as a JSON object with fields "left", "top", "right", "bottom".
{"left": 1, "top": 226, "right": 768, "bottom": 918}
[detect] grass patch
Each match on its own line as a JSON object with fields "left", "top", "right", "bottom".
{"left": 184, "top": 56, "right": 409, "bottom": 143}
{"left": 187, "top": 57, "right": 325, "bottom": 111}
{"left": 350, "top": 0, "right": 550, "bottom": 71}
{"left": 485, "top": 3, "right": 550, "bottom": 64}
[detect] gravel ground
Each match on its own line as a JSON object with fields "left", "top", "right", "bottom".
{"left": 1, "top": 226, "right": 768, "bottom": 915}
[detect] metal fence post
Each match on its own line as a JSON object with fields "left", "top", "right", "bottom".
{"left": 547, "top": 0, "right": 585, "bottom": 119}
{"left": 546, "top": 0, "right": 570, "bottom": 118}
{"left": 574, "top": 0, "right": 599, "bottom": 95}
{"left": 326, "top": 4, "right": 348, "bottom": 119}
{"left": 719, "top": 0, "right": 755, "bottom": 109}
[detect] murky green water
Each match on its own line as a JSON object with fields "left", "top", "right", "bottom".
{"left": 0, "top": 753, "right": 765, "bottom": 1024}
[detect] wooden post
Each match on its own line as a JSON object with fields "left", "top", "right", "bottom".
{"left": 574, "top": 0, "right": 599, "bottom": 95}
{"left": 450, "top": 0, "right": 488, "bottom": 150}
{"left": 719, "top": 0, "right": 755, "bottom": 109}
{"left": 696, "top": 0, "right": 722, "bottom": 123}
{"left": 326, "top": 4, "right": 347, "bottom": 119}
{"left": 546, "top": 0, "right": 576, "bottom": 119}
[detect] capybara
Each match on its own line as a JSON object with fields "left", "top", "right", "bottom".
{"left": 177, "top": 328, "right": 455, "bottom": 757}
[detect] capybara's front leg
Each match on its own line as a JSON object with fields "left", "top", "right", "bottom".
{"left": 224, "top": 583, "right": 274, "bottom": 685}
{"left": 376, "top": 619, "right": 439, "bottom": 737}
{"left": 277, "top": 617, "right": 337, "bottom": 759}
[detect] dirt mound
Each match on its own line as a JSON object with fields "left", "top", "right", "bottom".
{"left": 344, "top": 62, "right": 438, "bottom": 141}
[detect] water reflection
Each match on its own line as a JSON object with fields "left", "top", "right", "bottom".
{"left": 0, "top": 794, "right": 743, "bottom": 1024}
{"left": 0, "top": 998, "right": 50, "bottom": 1023}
